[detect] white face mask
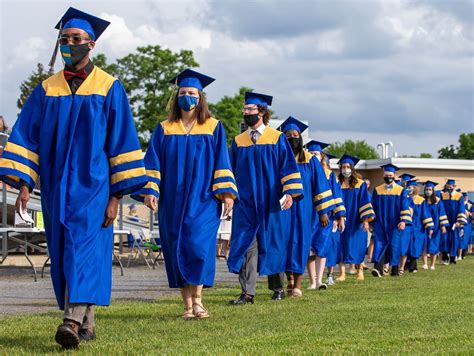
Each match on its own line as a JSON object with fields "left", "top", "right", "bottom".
{"left": 342, "top": 169, "right": 352, "bottom": 178}
{"left": 425, "top": 190, "right": 433, "bottom": 197}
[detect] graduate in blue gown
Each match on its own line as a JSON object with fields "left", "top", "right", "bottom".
{"left": 0, "top": 8, "right": 148, "bottom": 347}
{"left": 404, "top": 180, "right": 434, "bottom": 273}
{"left": 460, "top": 192, "right": 472, "bottom": 259}
{"left": 132, "top": 69, "right": 238, "bottom": 319}
{"left": 228, "top": 92, "right": 304, "bottom": 304}
{"left": 440, "top": 179, "right": 466, "bottom": 264}
{"left": 336, "top": 154, "right": 375, "bottom": 282}
{"left": 421, "top": 181, "right": 448, "bottom": 270}
{"left": 370, "top": 164, "right": 411, "bottom": 277}
{"left": 278, "top": 118, "right": 334, "bottom": 297}
{"left": 303, "top": 141, "right": 341, "bottom": 289}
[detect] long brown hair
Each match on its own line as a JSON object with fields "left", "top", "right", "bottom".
{"left": 258, "top": 105, "right": 271, "bottom": 126}
{"left": 338, "top": 164, "right": 361, "bottom": 188}
{"left": 168, "top": 90, "right": 211, "bottom": 124}
{"left": 424, "top": 188, "right": 437, "bottom": 204}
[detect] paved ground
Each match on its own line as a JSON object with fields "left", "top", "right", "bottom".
{"left": 0, "top": 259, "right": 259, "bottom": 316}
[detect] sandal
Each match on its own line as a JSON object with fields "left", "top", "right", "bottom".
{"left": 192, "top": 303, "right": 210, "bottom": 319}
{"left": 182, "top": 306, "right": 195, "bottom": 320}
{"left": 290, "top": 288, "right": 302, "bottom": 297}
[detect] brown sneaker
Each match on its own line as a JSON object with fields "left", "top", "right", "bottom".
{"left": 78, "top": 328, "right": 96, "bottom": 342}
{"left": 55, "top": 320, "right": 80, "bottom": 349}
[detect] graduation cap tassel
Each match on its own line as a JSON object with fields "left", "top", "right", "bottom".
{"left": 165, "top": 80, "right": 178, "bottom": 113}
{"left": 48, "top": 22, "right": 62, "bottom": 70}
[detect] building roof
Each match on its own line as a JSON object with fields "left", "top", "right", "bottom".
{"left": 329, "top": 157, "right": 474, "bottom": 171}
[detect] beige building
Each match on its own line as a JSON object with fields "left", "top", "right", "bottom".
{"left": 330, "top": 157, "right": 474, "bottom": 196}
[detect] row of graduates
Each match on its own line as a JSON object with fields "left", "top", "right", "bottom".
{"left": 0, "top": 7, "right": 471, "bottom": 348}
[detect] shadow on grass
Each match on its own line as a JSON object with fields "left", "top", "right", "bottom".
{"left": 0, "top": 335, "right": 60, "bottom": 353}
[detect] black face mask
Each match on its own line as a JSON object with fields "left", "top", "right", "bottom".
{"left": 244, "top": 114, "right": 260, "bottom": 127}
{"left": 446, "top": 188, "right": 454, "bottom": 194}
{"left": 288, "top": 137, "right": 302, "bottom": 152}
{"left": 384, "top": 177, "right": 394, "bottom": 184}
{"left": 60, "top": 43, "right": 91, "bottom": 67}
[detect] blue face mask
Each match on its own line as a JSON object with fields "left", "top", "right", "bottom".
{"left": 178, "top": 95, "right": 199, "bottom": 112}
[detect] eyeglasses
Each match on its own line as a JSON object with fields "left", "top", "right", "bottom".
{"left": 58, "top": 35, "right": 91, "bottom": 45}
{"left": 242, "top": 106, "right": 259, "bottom": 113}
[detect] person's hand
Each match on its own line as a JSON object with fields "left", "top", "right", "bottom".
{"left": 144, "top": 194, "right": 158, "bottom": 211}
{"left": 15, "top": 186, "right": 30, "bottom": 216}
{"left": 441, "top": 226, "right": 447, "bottom": 234}
{"left": 428, "top": 229, "right": 433, "bottom": 238}
{"left": 103, "top": 196, "right": 120, "bottom": 228}
{"left": 398, "top": 221, "right": 406, "bottom": 231}
{"left": 282, "top": 194, "right": 293, "bottom": 210}
{"left": 338, "top": 217, "right": 345, "bottom": 233}
{"left": 460, "top": 229, "right": 464, "bottom": 237}
{"left": 319, "top": 213, "right": 329, "bottom": 227}
{"left": 362, "top": 221, "right": 369, "bottom": 232}
{"left": 223, "top": 194, "right": 234, "bottom": 217}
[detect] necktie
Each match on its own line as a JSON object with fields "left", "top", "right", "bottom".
{"left": 251, "top": 130, "right": 258, "bottom": 144}
{"left": 64, "top": 69, "right": 88, "bottom": 81}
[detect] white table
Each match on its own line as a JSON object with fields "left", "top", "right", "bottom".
{"left": 0, "top": 227, "right": 47, "bottom": 281}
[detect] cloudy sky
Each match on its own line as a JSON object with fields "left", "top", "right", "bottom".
{"left": 0, "top": 0, "right": 472, "bottom": 156}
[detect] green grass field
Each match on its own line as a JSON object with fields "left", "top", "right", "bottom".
{"left": 1, "top": 258, "right": 473, "bottom": 355}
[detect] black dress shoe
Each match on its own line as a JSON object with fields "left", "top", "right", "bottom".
{"left": 271, "top": 290, "right": 285, "bottom": 301}
{"left": 229, "top": 293, "right": 254, "bottom": 305}
{"left": 372, "top": 269, "right": 382, "bottom": 278}
{"left": 55, "top": 321, "right": 80, "bottom": 349}
{"left": 79, "top": 328, "right": 96, "bottom": 342}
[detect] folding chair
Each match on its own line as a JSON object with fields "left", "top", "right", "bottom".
{"left": 126, "top": 229, "right": 152, "bottom": 269}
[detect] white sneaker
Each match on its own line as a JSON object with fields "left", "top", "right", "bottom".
{"left": 442, "top": 261, "right": 449, "bottom": 265}
{"left": 422, "top": 264, "right": 428, "bottom": 270}
{"left": 430, "top": 266, "right": 435, "bottom": 270}
{"left": 326, "top": 276, "right": 335, "bottom": 286}
{"left": 307, "top": 284, "right": 316, "bottom": 290}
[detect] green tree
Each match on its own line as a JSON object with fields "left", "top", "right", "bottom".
{"left": 111, "top": 45, "right": 198, "bottom": 148}
{"left": 438, "top": 133, "right": 474, "bottom": 159}
{"left": 208, "top": 87, "right": 251, "bottom": 144}
{"left": 326, "top": 139, "right": 379, "bottom": 160}
{"left": 419, "top": 153, "right": 433, "bottom": 158}
{"left": 17, "top": 63, "right": 54, "bottom": 109}
{"left": 92, "top": 53, "right": 117, "bottom": 75}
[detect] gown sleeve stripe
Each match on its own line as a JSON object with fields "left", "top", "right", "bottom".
{"left": 214, "top": 169, "right": 235, "bottom": 179}
{"left": 333, "top": 205, "right": 346, "bottom": 214}
{"left": 212, "top": 181, "right": 239, "bottom": 200}
{"left": 0, "top": 158, "right": 39, "bottom": 182}
{"left": 283, "top": 183, "right": 304, "bottom": 193}
{"left": 400, "top": 215, "right": 412, "bottom": 222}
{"left": 333, "top": 197, "right": 343, "bottom": 205}
{"left": 281, "top": 172, "right": 301, "bottom": 185}
{"left": 313, "top": 189, "right": 332, "bottom": 202}
{"left": 315, "top": 199, "right": 336, "bottom": 212}
{"left": 4, "top": 142, "right": 39, "bottom": 165}
{"left": 422, "top": 218, "right": 433, "bottom": 224}
{"left": 359, "top": 203, "right": 372, "bottom": 213}
{"left": 110, "top": 167, "right": 147, "bottom": 185}
{"left": 360, "top": 209, "right": 375, "bottom": 219}
{"left": 109, "top": 149, "right": 143, "bottom": 167}
{"left": 400, "top": 209, "right": 411, "bottom": 215}
{"left": 146, "top": 169, "right": 161, "bottom": 180}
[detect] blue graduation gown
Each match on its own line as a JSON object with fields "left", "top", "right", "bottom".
{"left": 132, "top": 118, "right": 238, "bottom": 288}
{"left": 339, "top": 179, "right": 375, "bottom": 264}
{"left": 285, "top": 152, "right": 333, "bottom": 274}
{"left": 425, "top": 197, "right": 449, "bottom": 254}
{"left": 408, "top": 195, "right": 434, "bottom": 259}
{"left": 315, "top": 168, "right": 343, "bottom": 267}
{"left": 371, "top": 183, "right": 411, "bottom": 266}
{"left": 461, "top": 200, "right": 472, "bottom": 250}
{"left": 440, "top": 191, "right": 466, "bottom": 256}
{"left": 0, "top": 67, "right": 147, "bottom": 309}
{"left": 227, "top": 127, "right": 303, "bottom": 276}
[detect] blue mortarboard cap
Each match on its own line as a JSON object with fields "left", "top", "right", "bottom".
{"left": 55, "top": 7, "right": 110, "bottom": 41}
{"left": 381, "top": 164, "right": 399, "bottom": 173}
{"left": 399, "top": 173, "right": 416, "bottom": 182}
{"left": 462, "top": 192, "right": 467, "bottom": 197}
{"left": 304, "top": 140, "right": 329, "bottom": 152}
{"left": 406, "top": 179, "right": 418, "bottom": 187}
{"left": 244, "top": 92, "right": 273, "bottom": 107}
{"left": 395, "top": 179, "right": 402, "bottom": 186}
{"left": 435, "top": 190, "right": 442, "bottom": 197}
{"left": 324, "top": 152, "right": 337, "bottom": 160}
{"left": 169, "top": 69, "right": 215, "bottom": 91}
{"left": 424, "top": 180, "right": 438, "bottom": 188}
{"left": 446, "top": 179, "right": 456, "bottom": 185}
{"left": 338, "top": 153, "right": 360, "bottom": 167}
{"left": 279, "top": 116, "right": 308, "bottom": 133}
